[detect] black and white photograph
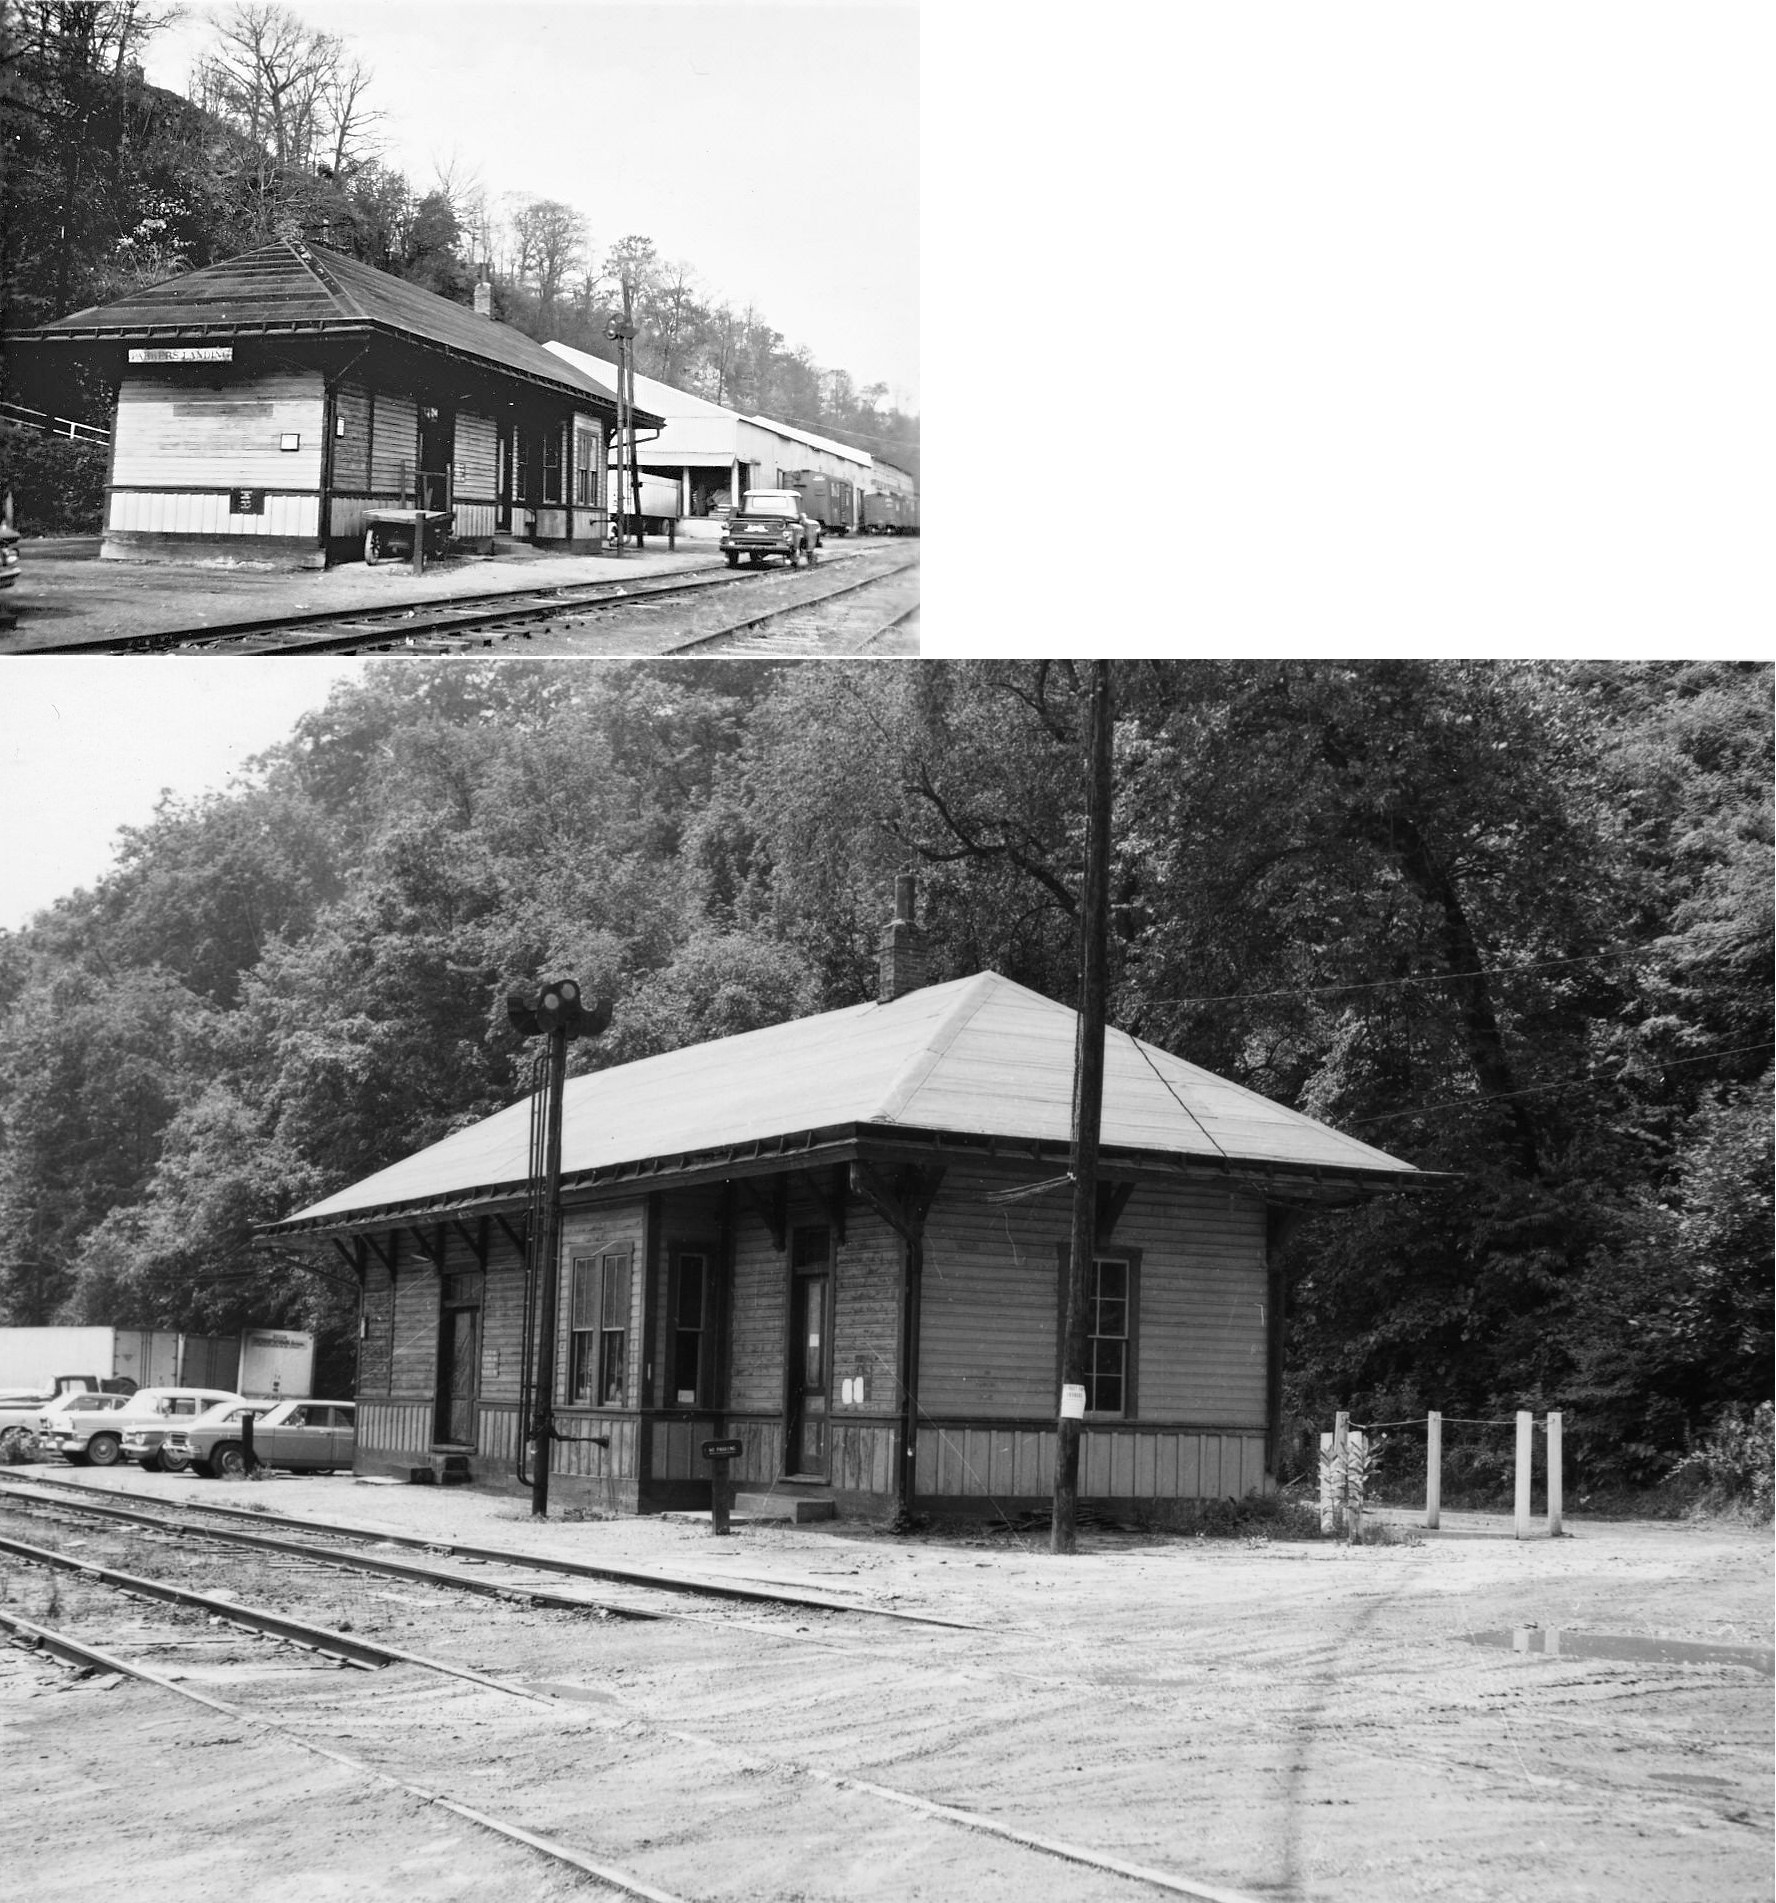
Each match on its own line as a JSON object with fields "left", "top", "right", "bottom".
{"left": 0, "top": 1, "right": 918, "bottom": 653}
{"left": 0, "top": 4, "right": 1771, "bottom": 1902}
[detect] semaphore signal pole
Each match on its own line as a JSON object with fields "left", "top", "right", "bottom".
{"left": 1053, "top": 661, "right": 1113, "bottom": 1555}
{"left": 508, "top": 978, "right": 611, "bottom": 1518}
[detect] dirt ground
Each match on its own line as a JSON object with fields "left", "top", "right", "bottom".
{"left": 0, "top": 1467, "right": 1768, "bottom": 1903}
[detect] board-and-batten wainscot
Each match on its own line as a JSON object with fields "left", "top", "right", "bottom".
{"left": 13, "top": 242, "right": 660, "bottom": 568}
{"left": 259, "top": 889, "right": 1429, "bottom": 1518}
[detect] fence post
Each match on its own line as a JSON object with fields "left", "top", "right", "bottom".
{"left": 1425, "top": 1411, "right": 1441, "bottom": 1529}
{"left": 1546, "top": 1412, "right": 1563, "bottom": 1537}
{"left": 1514, "top": 1411, "right": 1533, "bottom": 1539}
{"left": 1318, "top": 1432, "right": 1336, "bottom": 1533}
{"left": 1346, "top": 1429, "right": 1367, "bottom": 1543}
{"left": 1333, "top": 1410, "right": 1350, "bottom": 1535}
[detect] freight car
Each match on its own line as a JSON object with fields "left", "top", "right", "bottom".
{"left": 779, "top": 469, "right": 855, "bottom": 537}
{"left": 861, "top": 490, "right": 920, "bottom": 535}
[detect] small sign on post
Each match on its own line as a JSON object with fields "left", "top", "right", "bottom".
{"left": 702, "top": 1436, "right": 743, "bottom": 1537}
{"left": 1059, "top": 1383, "right": 1086, "bottom": 1421}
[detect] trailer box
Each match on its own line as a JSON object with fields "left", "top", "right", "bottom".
{"left": 238, "top": 1328, "right": 315, "bottom": 1399}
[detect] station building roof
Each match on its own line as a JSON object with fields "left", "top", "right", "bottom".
{"left": 19, "top": 243, "right": 661, "bottom": 419}
{"left": 265, "top": 971, "right": 1425, "bottom": 1237}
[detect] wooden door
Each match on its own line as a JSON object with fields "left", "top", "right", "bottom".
{"left": 435, "top": 1301, "right": 479, "bottom": 1446}
{"left": 786, "top": 1271, "right": 830, "bottom": 1476}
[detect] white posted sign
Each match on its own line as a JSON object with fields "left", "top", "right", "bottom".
{"left": 128, "top": 345, "right": 233, "bottom": 363}
{"left": 1060, "top": 1383, "right": 1087, "bottom": 1420}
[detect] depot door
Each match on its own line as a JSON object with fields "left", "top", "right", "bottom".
{"left": 785, "top": 1225, "right": 831, "bottom": 1477}
{"left": 435, "top": 1272, "right": 482, "bottom": 1447}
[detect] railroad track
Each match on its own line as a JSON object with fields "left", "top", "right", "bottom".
{"left": 0, "top": 1494, "right": 1262, "bottom": 1903}
{"left": 31, "top": 546, "right": 919, "bottom": 658}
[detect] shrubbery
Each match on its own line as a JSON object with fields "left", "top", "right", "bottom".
{"left": 1669, "top": 1402, "right": 1774, "bottom": 1520}
{"left": 0, "top": 429, "right": 108, "bottom": 535}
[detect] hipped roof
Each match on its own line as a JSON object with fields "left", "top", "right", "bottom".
{"left": 268, "top": 972, "right": 1424, "bottom": 1236}
{"left": 19, "top": 243, "right": 663, "bottom": 421}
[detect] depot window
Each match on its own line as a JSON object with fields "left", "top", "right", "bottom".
{"left": 570, "top": 1250, "right": 632, "bottom": 1406}
{"left": 1056, "top": 1247, "right": 1142, "bottom": 1418}
{"left": 543, "top": 428, "right": 563, "bottom": 505}
{"left": 670, "top": 1248, "right": 713, "bottom": 1406}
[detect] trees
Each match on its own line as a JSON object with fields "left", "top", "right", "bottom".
{"left": 0, "top": 662, "right": 1758, "bottom": 1486}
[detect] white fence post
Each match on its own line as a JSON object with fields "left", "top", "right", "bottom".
{"left": 1546, "top": 1412, "right": 1563, "bottom": 1537}
{"left": 1514, "top": 1411, "right": 1533, "bottom": 1539}
{"left": 1425, "top": 1411, "right": 1441, "bottom": 1529}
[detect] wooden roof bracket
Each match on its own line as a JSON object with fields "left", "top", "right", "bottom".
{"left": 850, "top": 1160, "right": 947, "bottom": 1245}
{"left": 736, "top": 1175, "right": 788, "bottom": 1252}
{"left": 494, "top": 1213, "right": 528, "bottom": 1261}
{"left": 451, "top": 1215, "right": 490, "bottom": 1271}
{"left": 407, "top": 1222, "right": 446, "bottom": 1274}
{"left": 330, "top": 1236, "right": 367, "bottom": 1287}
{"left": 1095, "top": 1179, "right": 1135, "bottom": 1244}
{"left": 799, "top": 1163, "right": 849, "bottom": 1246}
{"left": 363, "top": 1230, "right": 398, "bottom": 1279}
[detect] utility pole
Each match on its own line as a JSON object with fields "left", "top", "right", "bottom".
{"left": 606, "top": 315, "right": 636, "bottom": 550}
{"left": 508, "top": 978, "right": 610, "bottom": 1518}
{"left": 1053, "top": 661, "right": 1114, "bottom": 1556}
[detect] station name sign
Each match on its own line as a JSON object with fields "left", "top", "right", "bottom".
{"left": 128, "top": 345, "right": 233, "bottom": 364}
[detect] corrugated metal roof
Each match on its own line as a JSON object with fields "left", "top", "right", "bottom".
{"left": 25, "top": 244, "right": 662, "bottom": 422}
{"left": 544, "top": 341, "right": 733, "bottom": 422}
{"left": 280, "top": 973, "right": 1420, "bottom": 1229}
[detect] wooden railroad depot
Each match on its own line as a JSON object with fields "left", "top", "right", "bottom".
{"left": 260, "top": 894, "right": 1426, "bottom": 1519}
{"left": 13, "top": 241, "right": 661, "bottom": 568}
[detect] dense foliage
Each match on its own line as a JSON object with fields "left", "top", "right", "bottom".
{"left": 0, "top": 3, "right": 917, "bottom": 472}
{"left": 0, "top": 661, "right": 1766, "bottom": 1488}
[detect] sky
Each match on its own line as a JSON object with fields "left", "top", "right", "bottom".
{"left": 143, "top": 1, "right": 920, "bottom": 410}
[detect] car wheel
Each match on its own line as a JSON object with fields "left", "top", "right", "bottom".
{"left": 364, "top": 526, "right": 382, "bottom": 566}
{"left": 138, "top": 1450, "right": 164, "bottom": 1473}
{"left": 160, "top": 1453, "right": 190, "bottom": 1474}
{"left": 0, "top": 1426, "right": 37, "bottom": 1463}
{"left": 725, "top": 551, "right": 739, "bottom": 568}
{"left": 212, "top": 1442, "right": 248, "bottom": 1480}
{"left": 86, "top": 1432, "right": 122, "bottom": 1468}
{"left": 62, "top": 1450, "right": 89, "bottom": 1466}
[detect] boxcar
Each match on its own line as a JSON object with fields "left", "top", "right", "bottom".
{"left": 862, "top": 491, "right": 919, "bottom": 535}
{"left": 780, "top": 470, "right": 855, "bottom": 536}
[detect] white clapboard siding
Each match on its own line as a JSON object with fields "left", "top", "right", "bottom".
{"left": 332, "top": 384, "right": 372, "bottom": 488}
{"left": 455, "top": 502, "right": 496, "bottom": 539}
{"left": 112, "top": 374, "right": 325, "bottom": 488}
{"left": 455, "top": 410, "right": 497, "bottom": 499}
{"left": 370, "top": 390, "right": 418, "bottom": 492}
{"left": 107, "top": 490, "right": 319, "bottom": 538}
{"left": 917, "top": 1163, "right": 1267, "bottom": 1429}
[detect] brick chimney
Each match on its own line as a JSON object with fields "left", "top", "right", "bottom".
{"left": 473, "top": 271, "right": 493, "bottom": 319}
{"left": 879, "top": 871, "right": 927, "bottom": 1003}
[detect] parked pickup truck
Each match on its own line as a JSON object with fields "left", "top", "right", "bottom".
{"left": 720, "top": 490, "right": 820, "bottom": 569}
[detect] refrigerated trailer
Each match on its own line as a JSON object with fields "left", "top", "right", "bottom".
{"left": 0, "top": 1326, "right": 313, "bottom": 1399}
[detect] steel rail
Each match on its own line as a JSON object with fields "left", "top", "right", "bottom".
{"left": 0, "top": 1498, "right": 1266, "bottom": 1902}
{"left": 0, "top": 1482, "right": 664, "bottom": 1620}
{"left": 0, "top": 1528, "right": 391, "bottom": 1667}
{"left": 661, "top": 558, "right": 919, "bottom": 653}
{"left": 0, "top": 1476, "right": 979, "bottom": 1627}
{"left": 29, "top": 547, "right": 906, "bottom": 657}
{"left": 0, "top": 1605, "right": 695, "bottom": 1903}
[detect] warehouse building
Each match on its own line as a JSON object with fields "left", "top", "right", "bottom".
{"left": 543, "top": 341, "right": 873, "bottom": 524}
{"left": 13, "top": 242, "right": 660, "bottom": 566}
{"left": 259, "top": 886, "right": 1424, "bottom": 1520}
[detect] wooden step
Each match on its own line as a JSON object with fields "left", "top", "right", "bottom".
{"left": 733, "top": 1490, "right": 836, "bottom": 1523}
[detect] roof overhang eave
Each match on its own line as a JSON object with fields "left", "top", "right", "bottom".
{"left": 10, "top": 320, "right": 654, "bottom": 420}
{"left": 252, "top": 1120, "right": 1443, "bottom": 1243}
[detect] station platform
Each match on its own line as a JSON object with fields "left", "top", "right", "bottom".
{"left": 0, "top": 532, "right": 718, "bottom": 654}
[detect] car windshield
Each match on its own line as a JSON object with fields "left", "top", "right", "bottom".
{"left": 741, "top": 495, "right": 796, "bottom": 517}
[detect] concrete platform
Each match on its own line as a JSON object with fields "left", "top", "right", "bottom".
{"left": 0, "top": 533, "right": 718, "bottom": 653}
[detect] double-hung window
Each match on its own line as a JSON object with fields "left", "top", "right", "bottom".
{"left": 1059, "top": 1248, "right": 1141, "bottom": 1418}
{"left": 569, "top": 1251, "right": 631, "bottom": 1406}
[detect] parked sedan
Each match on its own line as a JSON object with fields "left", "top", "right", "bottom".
{"left": 0, "top": 1388, "right": 130, "bottom": 1462}
{"left": 48, "top": 1387, "right": 244, "bottom": 1469}
{"left": 156, "top": 1398, "right": 262, "bottom": 1473}
{"left": 178, "top": 1399, "right": 356, "bottom": 1479}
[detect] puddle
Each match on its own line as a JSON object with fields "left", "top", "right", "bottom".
{"left": 1464, "top": 1626, "right": 1773, "bottom": 1675}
